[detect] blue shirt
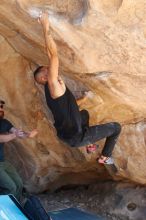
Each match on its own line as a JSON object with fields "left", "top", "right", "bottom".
{"left": 0, "top": 118, "right": 13, "bottom": 162}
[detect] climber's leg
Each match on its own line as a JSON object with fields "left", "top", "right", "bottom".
{"left": 80, "top": 110, "right": 97, "bottom": 153}
{"left": 66, "top": 122, "right": 121, "bottom": 160}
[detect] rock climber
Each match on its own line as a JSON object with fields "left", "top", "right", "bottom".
{"left": 0, "top": 100, "right": 38, "bottom": 200}
{"left": 33, "top": 12, "right": 121, "bottom": 164}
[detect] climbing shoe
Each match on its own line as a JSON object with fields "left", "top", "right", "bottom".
{"left": 98, "top": 156, "right": 114, "bottom": 165}
{"left": 86, "top": 144, "right": 97, "bottom": 154}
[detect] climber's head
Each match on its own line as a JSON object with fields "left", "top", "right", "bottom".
{"left": 34, "top": 66, "right": 48, "bottom": 85}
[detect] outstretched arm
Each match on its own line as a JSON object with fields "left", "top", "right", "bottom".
{"left": 39, "top": 12, "right": 59, "bottom": 83}
{"left": 0, "top": 133, "right": 16, "bottom": 143}
{"left": 0, "top": 129, "right": 37, "bottom": 143}
{"left": 10, "top": 127, "right": 38, "bottom": 139}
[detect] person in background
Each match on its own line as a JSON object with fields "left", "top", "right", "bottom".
{"left": 0, "top": 100, "right": 38, "bottom": 200}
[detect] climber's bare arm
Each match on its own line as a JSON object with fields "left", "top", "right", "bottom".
{"left": 39, "top": 12, "right": 59, "bottom": 82}
{"left": 39, "top": 12, "right": 65, "bottom": 98}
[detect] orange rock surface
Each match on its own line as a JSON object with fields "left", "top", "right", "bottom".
{"left": 0, "top": 0, "right": 146, "bottom": 192}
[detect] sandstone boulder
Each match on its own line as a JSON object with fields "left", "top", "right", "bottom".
{"left": 0, "top": 0, "right": 146, "bottom": 192}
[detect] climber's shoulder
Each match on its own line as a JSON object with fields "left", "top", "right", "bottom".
{"left": 47, "top": 77, "right": 66, "bottom": 99}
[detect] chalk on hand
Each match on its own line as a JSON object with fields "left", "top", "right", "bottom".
{"left": 39, "top": 11, "right": 43, "bottom": 19}
{"left": 28, "top": 8, "right": 43, "bottom": 19}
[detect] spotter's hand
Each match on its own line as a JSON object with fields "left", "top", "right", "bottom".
{"left": 28, "top": 129, "right": 38, "bottom": 138}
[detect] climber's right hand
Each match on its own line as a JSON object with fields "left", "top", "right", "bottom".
{"left": 38, "top": 11, "right": 50, "bottom": 31}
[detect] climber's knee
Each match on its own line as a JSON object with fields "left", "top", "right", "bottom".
{"left": 112, "top": 122, "right": 121, "bottom": 135}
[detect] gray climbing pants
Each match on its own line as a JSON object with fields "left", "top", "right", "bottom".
{"left": 62, "top": 110, "right": 121, "bottom": 157}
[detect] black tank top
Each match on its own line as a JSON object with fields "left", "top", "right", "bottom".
{"left": 44, "top": 83, "right": 82, "bottom": 139}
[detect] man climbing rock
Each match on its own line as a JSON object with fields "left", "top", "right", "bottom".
{"left": 0, "top": 100, "right": 37, "bottom": 200}
{"left": 33, "top": 12, "right": 121, "bottom": 164}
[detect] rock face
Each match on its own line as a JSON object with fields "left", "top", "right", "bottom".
{"left": 0, "top": 0, "right": 146, "bottom": 192}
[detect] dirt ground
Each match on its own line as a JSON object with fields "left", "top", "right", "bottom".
{"left": 37, "top": 181, "right": 146, "bottom": 220}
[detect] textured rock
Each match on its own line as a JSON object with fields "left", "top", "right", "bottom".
{"left": 0, "top": 35, "right": 110, "bottom": 192}
{"left": 0, "top": 0, "right": 146, "bottom": 192}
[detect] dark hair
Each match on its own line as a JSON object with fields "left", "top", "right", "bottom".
{"left": 33, "top": 66, "right": 44, "bottom": 79}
